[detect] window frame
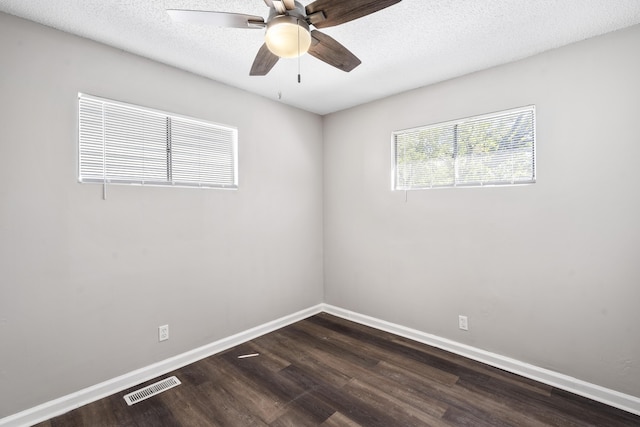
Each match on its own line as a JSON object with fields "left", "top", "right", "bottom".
{"left": 78, "top": 93, "right": 238, "bottom": 190}
{"left": 391, "top": 105, "right": 536, "bottom": 190}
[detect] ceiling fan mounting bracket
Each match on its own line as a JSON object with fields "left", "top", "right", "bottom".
{"left": 307, "top": 11, "right": 327, "bottom": 26}
{"left": 247, "top": 20, "right": 267, "bottom": 29}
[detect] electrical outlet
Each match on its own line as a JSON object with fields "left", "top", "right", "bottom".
{"left": 458, "top": 315, "right": 468, "bottom": 331}
{"left": 159, "top": 325, "right": 169, "bottom": 342}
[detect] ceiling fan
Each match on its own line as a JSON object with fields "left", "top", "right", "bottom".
{"left": 167, "top": 0, "right": 402, "bottom": 76}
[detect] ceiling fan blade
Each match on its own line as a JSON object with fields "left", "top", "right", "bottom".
{"left": 305, "top": 0, "right": 401, "bottom": 29}
{"left": 250, "top": 43, "right": 280, "bottom": 76}
{"left": 308, "top": 30, "right": 361, "bottom": 72}
{"left": 167, "top": 10, "right": 265, "bottom": 28}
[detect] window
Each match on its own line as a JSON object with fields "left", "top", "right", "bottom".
{"left": 78, "top": 93, "right": 238, "bottom": 189}
{"left": 392, "top": 106, "right": 535, "bottom": 189}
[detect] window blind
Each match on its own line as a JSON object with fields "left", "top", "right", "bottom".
{"left": 78, "top": 93, "right": 238, "bottom": 189}
{"left": 393, "top": 106, "right": 535, "bottom": 189}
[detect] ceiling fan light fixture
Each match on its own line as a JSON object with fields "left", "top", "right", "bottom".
{"left": 265, "top": 15, "right": 311, "bottom": 58}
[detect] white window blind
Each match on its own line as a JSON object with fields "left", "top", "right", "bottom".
{"left": 393, "top": 106, "right": 535, "bottom": 189}
{"left": 78, "top": 93, "right": 238, "bottom": 189}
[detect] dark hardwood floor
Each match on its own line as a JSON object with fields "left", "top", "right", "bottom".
{"left": 36, "top": 313, "right": 640, "bottom": 426}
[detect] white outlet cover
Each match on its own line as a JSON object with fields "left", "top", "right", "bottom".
{"left": 458, "top": 315, "right": 468, "bottom": 331}
{"left": 159, "top": 325, "right": 169, "bottom": 341}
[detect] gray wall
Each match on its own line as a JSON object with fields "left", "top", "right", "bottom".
{"left": 0, "top": 13, "right": 323, "bottom": 416}
{"left": 323, "top": 24, "right": 640, "bottom": 397}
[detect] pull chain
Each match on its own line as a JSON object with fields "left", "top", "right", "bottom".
{"left": 297, "top": 20, "right": 301, "bottom": 83}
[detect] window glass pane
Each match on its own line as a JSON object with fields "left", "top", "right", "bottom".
{"left": 456, "top": 109, "right": 534, "bottom": 185}
{"left": 103, "top": 103, "right": 167, "bottom": 183}
{"left": 78, "top": 93, "right": 238, "bottom": 189}
{"left": 393, "top": 106, "right": 535, "bottom": 190}
{"left": 395, "top": 125, "right": 455, "bottom": 188}
{"left": 78, "top": 97, "right": 106, "bottom": 181}
{"left": 170, "top": 117, "right": 237, "bottom": 187}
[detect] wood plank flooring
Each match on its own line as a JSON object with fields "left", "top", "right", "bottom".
{"left": 35, "top": 313, "right": 640, "bottom": 426}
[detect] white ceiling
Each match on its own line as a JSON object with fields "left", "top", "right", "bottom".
{"left": 2, "top": 1, "right": 640, "bottom": 115}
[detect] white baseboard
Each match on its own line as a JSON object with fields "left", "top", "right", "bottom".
{"left": 0, "top": 304, "right": 324, "bottom": 427}
{"left": 321, "top": 304, "right": 640, "bottom": 417}
{"left": 3, "top": 303, "right": 638, "bottom": 426}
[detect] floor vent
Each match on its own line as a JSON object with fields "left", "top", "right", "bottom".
{"left": 123, "top": 376, "right": 181, "bottom": 406}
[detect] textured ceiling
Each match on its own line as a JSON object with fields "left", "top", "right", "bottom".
{"left": 2, "top": 1, "right": 640, "bottom": 115}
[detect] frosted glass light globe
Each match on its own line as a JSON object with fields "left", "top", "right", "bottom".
{"left": 265, "top": 16, "right": 311, "bottom": 58}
